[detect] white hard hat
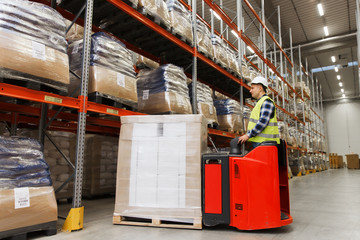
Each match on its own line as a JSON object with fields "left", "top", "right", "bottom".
{"left": 251, "top": 76, "right": 268, "bottom": 87}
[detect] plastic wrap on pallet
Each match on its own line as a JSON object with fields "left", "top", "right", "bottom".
{"left": 188, "top": 82, "right": 218, "bottom": 125}
{"left": 214, "top": 99, "right": 243, "bottom": 133}
{"left": 65, "top": 20, "right": 85, "bottom": 41}
{"left": 0, "top": 136, "right": 52, "bottom": 189}
{"left": 0, "top": 0, "right": 69, "bottom": 89}
{"left": 212, "top": 35, "right": 228, "bottom": 67}
{"left": 196, "top": 20, "right": 213, "bottom": 59}
{"left": 139, "top": 0, "right": 171, "bottom": 28}
{"left": 287, "top": 127, "right": 297, "bottom": 147}
{"left": 242, "top": 64, "right": 251, "bottom": 82}
{"left": 248, "top": 67, "right": 257, "bottom": 81}
{"left": 114, "top": 115, "right": 207, "bottom": 223}
{"left": 82, "top": 135, "right": 118, "bottom": 197}
{"left": 226, "top": 48, "right": 239, "bottom": 74}
{"left": 135, "top": 54, "right": 160, "bottom": 69}
{"left": 137, "top": 64, "right": 192, "bottom": 114}
{"left": 0, "top": 186, "right": 57, "bottom": 233}
{"left": 167, "top": 0, "right": 193, "bottom": 44}
{"left": 278, "top": 121, "right": 289, "bottom": 143}
{"left": 68, "top": 33, "right": 137, "bottom": 105}
{"left": 295, "top": 82, "right": 310, "bottom": 100}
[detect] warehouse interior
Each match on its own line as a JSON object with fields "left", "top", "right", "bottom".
{"left": 0, "top": 0, "right": 360, "bottom": 239}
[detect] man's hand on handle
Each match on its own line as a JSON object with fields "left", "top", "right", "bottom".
{"left": 238, "top": 134, "right": 249, "bottom": 144}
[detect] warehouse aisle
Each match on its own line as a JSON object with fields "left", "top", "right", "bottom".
{"left": 34, "top": 169, "right": 360, "bottom": 240}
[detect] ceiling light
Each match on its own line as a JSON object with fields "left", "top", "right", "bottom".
{"left": 231, "top": 30, "right": 238, "bottom": 37}
{"left": 341, "top": 89, "right": 344, "bottom": 93}
{"left": 317, "top": 3, "right": 324, "bottom": 16}
{"left": 324, "top": 26, "right": 329, "bottom": 36}
{"left": 339, "top": 82, "right": 343, "bottom": 87}
{"left": 210, "top": 9, "right": 221, "bottom": 20}
{"left": 247, "top": 46, "right": 255, "bottom": 54}
{"left": 342, "top": 94, "right": 346, "bottom": 98}
{"left": 334, "top": 66, "right": 338, "bottom": 72}
{"left": 331, "top": 56, "right": 336, "bottom": 62}
{"left": 337, "top": 75, "right": 341, "bottom": 80}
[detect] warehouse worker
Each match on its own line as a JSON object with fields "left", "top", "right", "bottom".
{"left": 238, "top": 76, "right": 280, "bottom": 148}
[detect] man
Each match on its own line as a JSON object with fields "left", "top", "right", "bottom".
{"left": 238, "top": 76, "right": 280, "bottom": 148}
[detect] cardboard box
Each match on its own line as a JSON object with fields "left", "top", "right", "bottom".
{"left": 337, "top": 155, "right": 344, "bottom": 168}
{"left": 114, "top": 115, "right": 207, "bottom": 222}
{"left": 0, "top": 29, "right": 69, "bottom": 85}
{"left": 198, "top": 102, "right": 218, "bottom": 125}
{"left": 0, "top": 187, "right": 57, "bottom": 232}
{"left": 346, "top": 154, "right": 360, "bottom": 169}
{"left": 71, "top": 66, "right": 137, "bottom": 105}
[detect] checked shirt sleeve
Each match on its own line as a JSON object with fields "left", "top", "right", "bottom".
{"left": 247, "top": 100, "right": 275, "bottom": 138}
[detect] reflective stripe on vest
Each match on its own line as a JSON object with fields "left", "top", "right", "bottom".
{"left": 247, "top": 95, "right": 280, "bottom": 144}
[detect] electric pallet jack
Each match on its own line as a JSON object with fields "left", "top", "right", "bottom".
{"left": 202, "top": 138, "right": 293, "bottom": 230}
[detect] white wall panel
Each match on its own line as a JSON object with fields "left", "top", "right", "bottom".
{"left": 325, "top": 99, "right": 360, "bottom": 155}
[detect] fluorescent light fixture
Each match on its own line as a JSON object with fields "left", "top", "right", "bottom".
{"left": 210, "top": 9, "right": 221, "bottom": 20}
{"left": 341, "top": 89, "right": 344, "bottom": 93}
{"left": 342, "top": 94, "right": 345, "bottom": 98}
{"left": 334, "top": 66, "right": 339, "bottom": 72}
{"left": 317, "top": 3, "right": 324, "bottom": 16}
{"left": 331, "top": 56, "right": 336, "bottom": 62}
{"left": 324, "top": 26, "right": 329, "bottom": 36}
{"left": 337, "top": 75, "right": 341, "bottom": 80}
{"left": 247, "top": 46, "right": 255, "bottom": 54}
{"left": 231, "top": 30, "right": 238, "bottom": 37}
{"left": 339, "top": 82, "right": 343, "bottom": 87}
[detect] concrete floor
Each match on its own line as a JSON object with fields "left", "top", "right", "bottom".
{"left": 34, "top": 169, "right": 360, "bottom": 240}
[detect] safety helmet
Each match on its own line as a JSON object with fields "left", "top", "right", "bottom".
{"left": 251, "top": 76, "right": 268, "bottom": 87}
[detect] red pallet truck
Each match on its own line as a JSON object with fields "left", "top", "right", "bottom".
{"left": 202, "top": 138, "right": 293, "bottom": 230}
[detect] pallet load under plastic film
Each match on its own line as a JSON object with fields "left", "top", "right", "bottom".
{"left": 68, "top": 32, "right": 137, "bottom": 107}
{"left": 214, "top": 99, "right": 243, "bottom": 134}
{"left": 139, "top": 0, "right": 171, "bottom": 28}
{"left": 167, "top": 0, "right": 193, "bottom": 44}
{"left": 197, "top": 20, "right": 214, "bottom": 59}
{"left": 137, "top": 64, "right": 192, "bottom": 114}
{"left": 0, "top": 0, "right": 69, "bottom": 93}
{"left": 113, "top": 115, "right": 207, "bottom": 227}
{"left": 189, "top": 82, "right": 218, "bottom": 126}
{"left": 0, "top": 136, "right": 57, "bottom": 234}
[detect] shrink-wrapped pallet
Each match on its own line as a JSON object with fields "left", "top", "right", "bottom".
{"left": 0, "top": 136, "right": 57, "bottom": 233}
{"left": 226, "top": 48, "right": 239, "bottom": 74}
{"left": 82, "top": 135, "right": 119, "bottom": 197}
{"left": 288, "top": 127, "right": 297, "bottom": 147}
{"left": 295, "top": 82, "right": 310, "bottom": 100}
{"left": 135, "top": 54, "right": 160, "bottom": 69}
{"left": 167, "top": 0, "right": 193, "bottom": 43}
{"left": 139, "top": 0, "right": 171, "bottom": 28}
{"left": 114, "top": 115, "right": 207, "bottom": 226}
{"left": 65, "top": 20, "right": 84, "bottom": 41}
{"left": 288, "top": 153, "right": 306, "bottom": 176}
{"left": 137, "top": 64, "right": 192, "bottom": 114}
{"left": 0, "top": 0, "right": 69, "bottom": 92}
{"left": 197, "top": 20, "right": 213, "bottom": 59}
{"left": 214, "top": 99, "right": 243, "bottom": 134}
{"left": 278, "top": 121, "right": 290, "bottom": 143}
{"left": 189, "top": 82, "right": 218, "bottom": 125}
{"left": 69, "top": 32, "right": 137, "bottom": 107}
{"left": 212, "top": 35, "right": 228, "bottom": 67}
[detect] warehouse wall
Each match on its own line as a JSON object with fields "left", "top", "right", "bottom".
{"left": 325, "top": 99, "right": 360, "bottom": 155}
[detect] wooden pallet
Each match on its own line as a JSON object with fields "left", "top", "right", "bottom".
{"left": 0, "top": 221, "right": 57, "bottom": 240}
{"left": 87, "top": 92, "right": 137, "bottom": 111}
{"left": 113, "top": 216, "right": 202, "bottom": 230}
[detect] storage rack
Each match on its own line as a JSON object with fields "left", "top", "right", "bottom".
{"left": 0, "top": 0, "right": 328, "bottom": 231}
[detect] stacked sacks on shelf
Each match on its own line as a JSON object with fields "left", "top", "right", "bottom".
{"left": 0, "top": 0, "right": 69, "bottom": 93}
{"left": 226, "top": 49, "right": 239, "bottom": 75}
{"left": 278, "top": 121, "right": 290, "bottom": 143}
{"left": 290, "top": 98, "right": 310, "bottom": 122}
{"left": 287, "top": 127, "right": 298, "bottom": 147}
{"left": 242, "top": 64, "right": 251, "bottom": 82}
{"left": 167, "top": 0, "right": 193, "bottom": 44}
{"left": 288, "top": 151, "right": 306, "bottom": 176}
{"left": 135, "top": 53, "right": 160, "bottom": 70}
{"left": 139, "top": 0, "right": 171, "bottom": 28}
{"left": 212, "top": 35, "right": 228, "bottom": 67}
{"left": 65, "top": 20, "right": 85, "bottom": 41}
{"left": 137, "top": 64, "right": 192, "bottom": 114}
{"left": 243, "top": 105, "right": 251, "bottom": 133}
{"left": 0, "top": 136, "right": 57, "bottom": 233}
{"left": 188, "top": 82, "right": 218, "bottom": 126}
{"left": 295, "top": 82, "right": 311, "bottom": 99}
{"left": 82, "top": 135, "right": 118, "bottom": 198}
{"left": 214, "top": 99, "right": 243, "bottom": 134}
{"left": 68, "top": 32, "right": 137, "bottom": 107}
{"left": 303, "top": 155, "right": 315, "bottom": 171}
{"left": 197, "top": 20, "right": 214, "bottom": 59}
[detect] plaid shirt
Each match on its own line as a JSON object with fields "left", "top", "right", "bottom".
{"left": 247, "top": 95, "right": 275, "bottom": 138}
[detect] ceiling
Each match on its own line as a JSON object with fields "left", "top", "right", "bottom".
{"left": 198, "top": 0, "right": 359, "bottom": 101}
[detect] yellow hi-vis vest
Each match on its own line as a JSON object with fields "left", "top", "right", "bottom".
{"left": 247, "top": 95, "right": 280, "bottom": 144}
